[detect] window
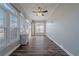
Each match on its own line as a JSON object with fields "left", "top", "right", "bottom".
{"left": 10, "top": 14, "right": 18, "bottom": 43}
{"left": 35, "top": 22, "right": 45, "bottom": 35}
{"left": 20, "top": 16, "right": 25, "bottom": 34}
{"left": 0, "top": 7, "right": 6, "bottom": 50}
{"left": 0, "top": 4, "right": 20, "bottom": 51}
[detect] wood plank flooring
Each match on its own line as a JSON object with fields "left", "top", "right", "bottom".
{"left": 10, "top": 36, "right": 69, "bottom": 56}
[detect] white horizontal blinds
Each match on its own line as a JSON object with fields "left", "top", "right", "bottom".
{"left": 0, "top": 3, "right": 20, "bottom": 51}
{"left": 0, "top": 3, "right": 29, "bottom": 52}
{"left": 0, "top": 7, "right": 6, "bottom": 50}
{"left": 0, "top": 8, "right": 4, "bottom": 27}
{"left": 20, "top": 16, "right": 25, "bottom": 34}
{"left": 20, "top": 17, "right": 30, "bottom": 35}
{"left": 10, "top": 14, "right": 18, "bottom": 44}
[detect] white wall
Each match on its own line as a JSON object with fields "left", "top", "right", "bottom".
{"left": 46, "top": 4, "right": 79, "bottom": 56}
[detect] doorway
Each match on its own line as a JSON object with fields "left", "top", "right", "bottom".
{"left": 31, "top": 21, "right": 46, "bottom": 36}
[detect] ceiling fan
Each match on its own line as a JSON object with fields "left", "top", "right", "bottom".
{"left": 32, "top": 6, "right": 48, "bottom": 16}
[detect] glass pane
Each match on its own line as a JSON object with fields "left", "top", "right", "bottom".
{"left": 20, "top": 17, "right": 25, "bottom": 34}
{"left": 35, "top": 23, "right": 44, "bottom": 35}
{"left": 10, "top": 14, "right": 18, "bottom": 43}
{"left": 0, "top": 28, "right": 4, "bottom": 39}
{"left": 0, "top": 7, "right": 5, "bottom": 50}
{"left": 40, "top": 25, "right": 44, "bottom": 33}
{"left": 0, "top": 8, "right": 4, "bottom": 40}
{"left": 0, "top": 19, "right": 4, "bottom": 27}
{"left": 10, "top": 15, "right": 17, "bottom": 28}
{"left": 0, "top": 8, "right": 4, "bottom": 27}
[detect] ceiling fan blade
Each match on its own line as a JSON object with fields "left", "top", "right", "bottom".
{"left": 33, "top": 11, "right": 44, "bottom": 13}
{"left": 32, "top": 11, "right": 38, "bottom": 13}
{"left": 42, "top": 10, "right": 48, "bottom": 13}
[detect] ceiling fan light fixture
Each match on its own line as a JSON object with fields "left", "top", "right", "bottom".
{"left": 36, "top": 13, "right": 44, "bottom": 16}
{"left": 33, "top": 6, "right": 48, "bottom": 16}
{"left": 42, "top": 13, "right": 44, "bottom": 16}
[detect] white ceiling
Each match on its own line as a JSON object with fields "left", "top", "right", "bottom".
{"left": 13, "top": 3, "right": 79, "bottom": 22}
{"left": 13, "top": 3, "right": 59, "bottom": 21}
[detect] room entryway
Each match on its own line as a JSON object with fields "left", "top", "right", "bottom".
{"left": 31, "top": 21, "right": 46, "bottom": 36}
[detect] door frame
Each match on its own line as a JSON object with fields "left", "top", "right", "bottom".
{"left": 31, "top": 21, "right": 46, "bottom": 36}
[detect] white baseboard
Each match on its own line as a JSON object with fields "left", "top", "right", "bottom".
{"left": 4, "top": 44, "right": 20, "bottom": 56}
{"left": 46, "top": 34, "right": 74, "bottom": 56}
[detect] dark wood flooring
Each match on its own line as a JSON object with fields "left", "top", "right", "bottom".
{"left": 10, "top": 36, "right": 69, "bottom": 56}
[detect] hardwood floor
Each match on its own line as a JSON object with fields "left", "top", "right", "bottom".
{"left": 10, "top": 36, "right": 68, "bottom": 56}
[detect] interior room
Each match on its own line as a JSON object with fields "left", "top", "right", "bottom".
{"left": 0, "top": 3, "right": 79, "bottom": 56}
